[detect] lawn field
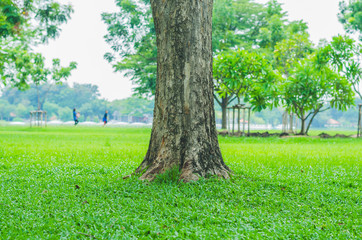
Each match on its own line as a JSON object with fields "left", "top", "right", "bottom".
{"left": 0, "top": 127, "right": 361, "bottom": 239}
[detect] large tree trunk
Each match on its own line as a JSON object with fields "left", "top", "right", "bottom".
{"left": 135, "top": 0, "right": 231, "bottom": 182}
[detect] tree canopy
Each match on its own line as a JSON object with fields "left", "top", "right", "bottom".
{"left": 0, "top": 0, "right": 73, "bottom": 41}
{"left": 339, "top": 0, "right": 362, "bottom": 40}
{"left": 324, "top": 35, "right": 362, "bottom": 99}
{"left": 0, "top": 0, "right": 74, "bottom": 89}
{"left": 102, "top": 0, "right": 276, "bottom": 97}
{"left": 213, "top": 49, "right": 280, "bottom": 111}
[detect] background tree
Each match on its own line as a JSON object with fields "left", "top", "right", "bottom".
{"left": 0, "top": 99, "right": 12, "bottom": 120}
{"left": 0, "top": 82, "right": 156, "bottom": 122}
{"left": 0, "top": 0, "right": 73, "bottom": 40}
{"left": 338, "top": 0, "right": 362, "bottom": 40}
{"left": 0, "top": 0, "right": 74, "bottom": 88}
{"left": 102, "top": 0, "right": 268, "bottom": 97}
{"left": 273, "top": 33, "right": 314, "bottom": 78}
{"left": 257, "top": 0, "right": 287, "bottom": 50}
{"left": 213, "top": 49, "right": 280, "bottom": 128}
{"left": 102, "top": 0, "right": 156, "bottom": 98}
{"left": 324, "top": 35, "right": 362, "bottom": 99}
{"left": 281, "top": 51, "right": 354, "bottom": 135}
{"left": 5, "top": 53, "right": 77, "bottom": 110}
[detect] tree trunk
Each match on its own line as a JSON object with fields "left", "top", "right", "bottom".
{"left": 221, "top": 95, "right": 228, "bottom": 129}
{"left": 136, "top": 0, "right": 231, "bottom": 182}
{"left": 237, "top": 97, "right": 240, "bottom": 133}
{"left": 300, "top": 118, "right": 306, "bottom": 135}
{"left": 306, "top": 109, "right": 321, "bottom": 135}
{"left": 36, "top": 84, "right": 41, "bottom": 110}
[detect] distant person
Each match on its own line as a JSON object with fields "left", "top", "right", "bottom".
{"left": 103, "top": 110, "right": 108, "bottom": 126}
{"left": 73, "top": 108, "right": 79, "bottom": 126}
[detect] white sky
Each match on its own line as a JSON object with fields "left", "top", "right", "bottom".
{"left": 36, "top": 0, "right": 348, "bottom": 100}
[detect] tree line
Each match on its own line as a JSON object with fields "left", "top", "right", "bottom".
{"left": 1, "top": 82, "right": 359, "bottom": 129}
{"left": 0, "top": 83, "right": 154, "bottom": 122}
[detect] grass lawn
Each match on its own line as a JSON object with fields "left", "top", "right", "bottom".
{"left": 0, "top": 126, "right": 361, "bottom": 239}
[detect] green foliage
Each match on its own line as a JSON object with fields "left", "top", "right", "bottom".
{"left": 0, "top": 0, "right": 23, "bottom": 38}
{"left": 0, "top": 127, "right": 360, "bottom": 238}
{"left": 212, "top": 0, "right": 266, "bottom": 52}
{"left": 274, "top": 33, "right": 314, "bottom": 76}
{"left": 102, "top": 0, "right": 273, "bottom": 97}
{"left": 1, "top": 46, "right": 76, "bottom": 91}
{"left": 281, "top": 51, "right": 355, "bottom": 134}
{"left": 338, "top": 0, "right": 362, "bottom": 40}
{"left": 256, "top": 0, "right": 308, "bottom": 50}
{"left": 102, "top": 0, "right": 156, "bottom": 98}
{"left": 0, "top": 0, "right": 73, "bottom": 41}
{"left": 0, "top": 0, "right": 75, "bottom": 88}
{"left": 213, "top": 49, "right": 280, "bottom": 111}
{"left": 323, "top": 35, "right": 362, "bottom": 99}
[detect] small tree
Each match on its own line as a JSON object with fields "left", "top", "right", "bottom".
{"left": 281, "top": 52, "right": 354, "bottom": 135}
{"left": 213, "top": 50, "right": 279, "bottom": 115}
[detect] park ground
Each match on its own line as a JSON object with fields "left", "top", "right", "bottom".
{"left": 0, "top": 127, "right": 361, "bottom": 239}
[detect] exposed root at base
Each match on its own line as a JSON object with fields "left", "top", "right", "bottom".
{"left": 135, "top": 163, "right": 231, "bottom": 183}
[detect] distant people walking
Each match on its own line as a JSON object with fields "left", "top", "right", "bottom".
{"left": 103, "top": 110, "right": 108, "bottom": 126}
{"left": 73, "top": 108, "right": 79, "bottom": 126}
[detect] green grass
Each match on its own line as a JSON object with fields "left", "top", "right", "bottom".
{"left": 0, "top": 126, "right": 361, "bottom": 239}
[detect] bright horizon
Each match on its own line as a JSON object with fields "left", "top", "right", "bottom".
{"left": 36, "top": 0, "right": 348, "bottom": 101}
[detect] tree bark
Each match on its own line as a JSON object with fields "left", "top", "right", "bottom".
{"left": 135, "top": 0, "right": 231, "bottom": 182}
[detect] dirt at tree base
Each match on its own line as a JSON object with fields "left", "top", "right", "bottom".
{"left": 218, "top": 131, "right": 355, "bottom": 138}
{"left": 318, "top": 133, "right": 352, "bottom": 138}
{"left": 218, "top": 131, "right": 281, "bottom": 137}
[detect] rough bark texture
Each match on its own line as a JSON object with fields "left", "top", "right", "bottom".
{"left": 135, "top": 0, "right": 231, "bottom": 182}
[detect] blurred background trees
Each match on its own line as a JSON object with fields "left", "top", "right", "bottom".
{"left": 0, "top": 83, "right": 155, "bottom": 122}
